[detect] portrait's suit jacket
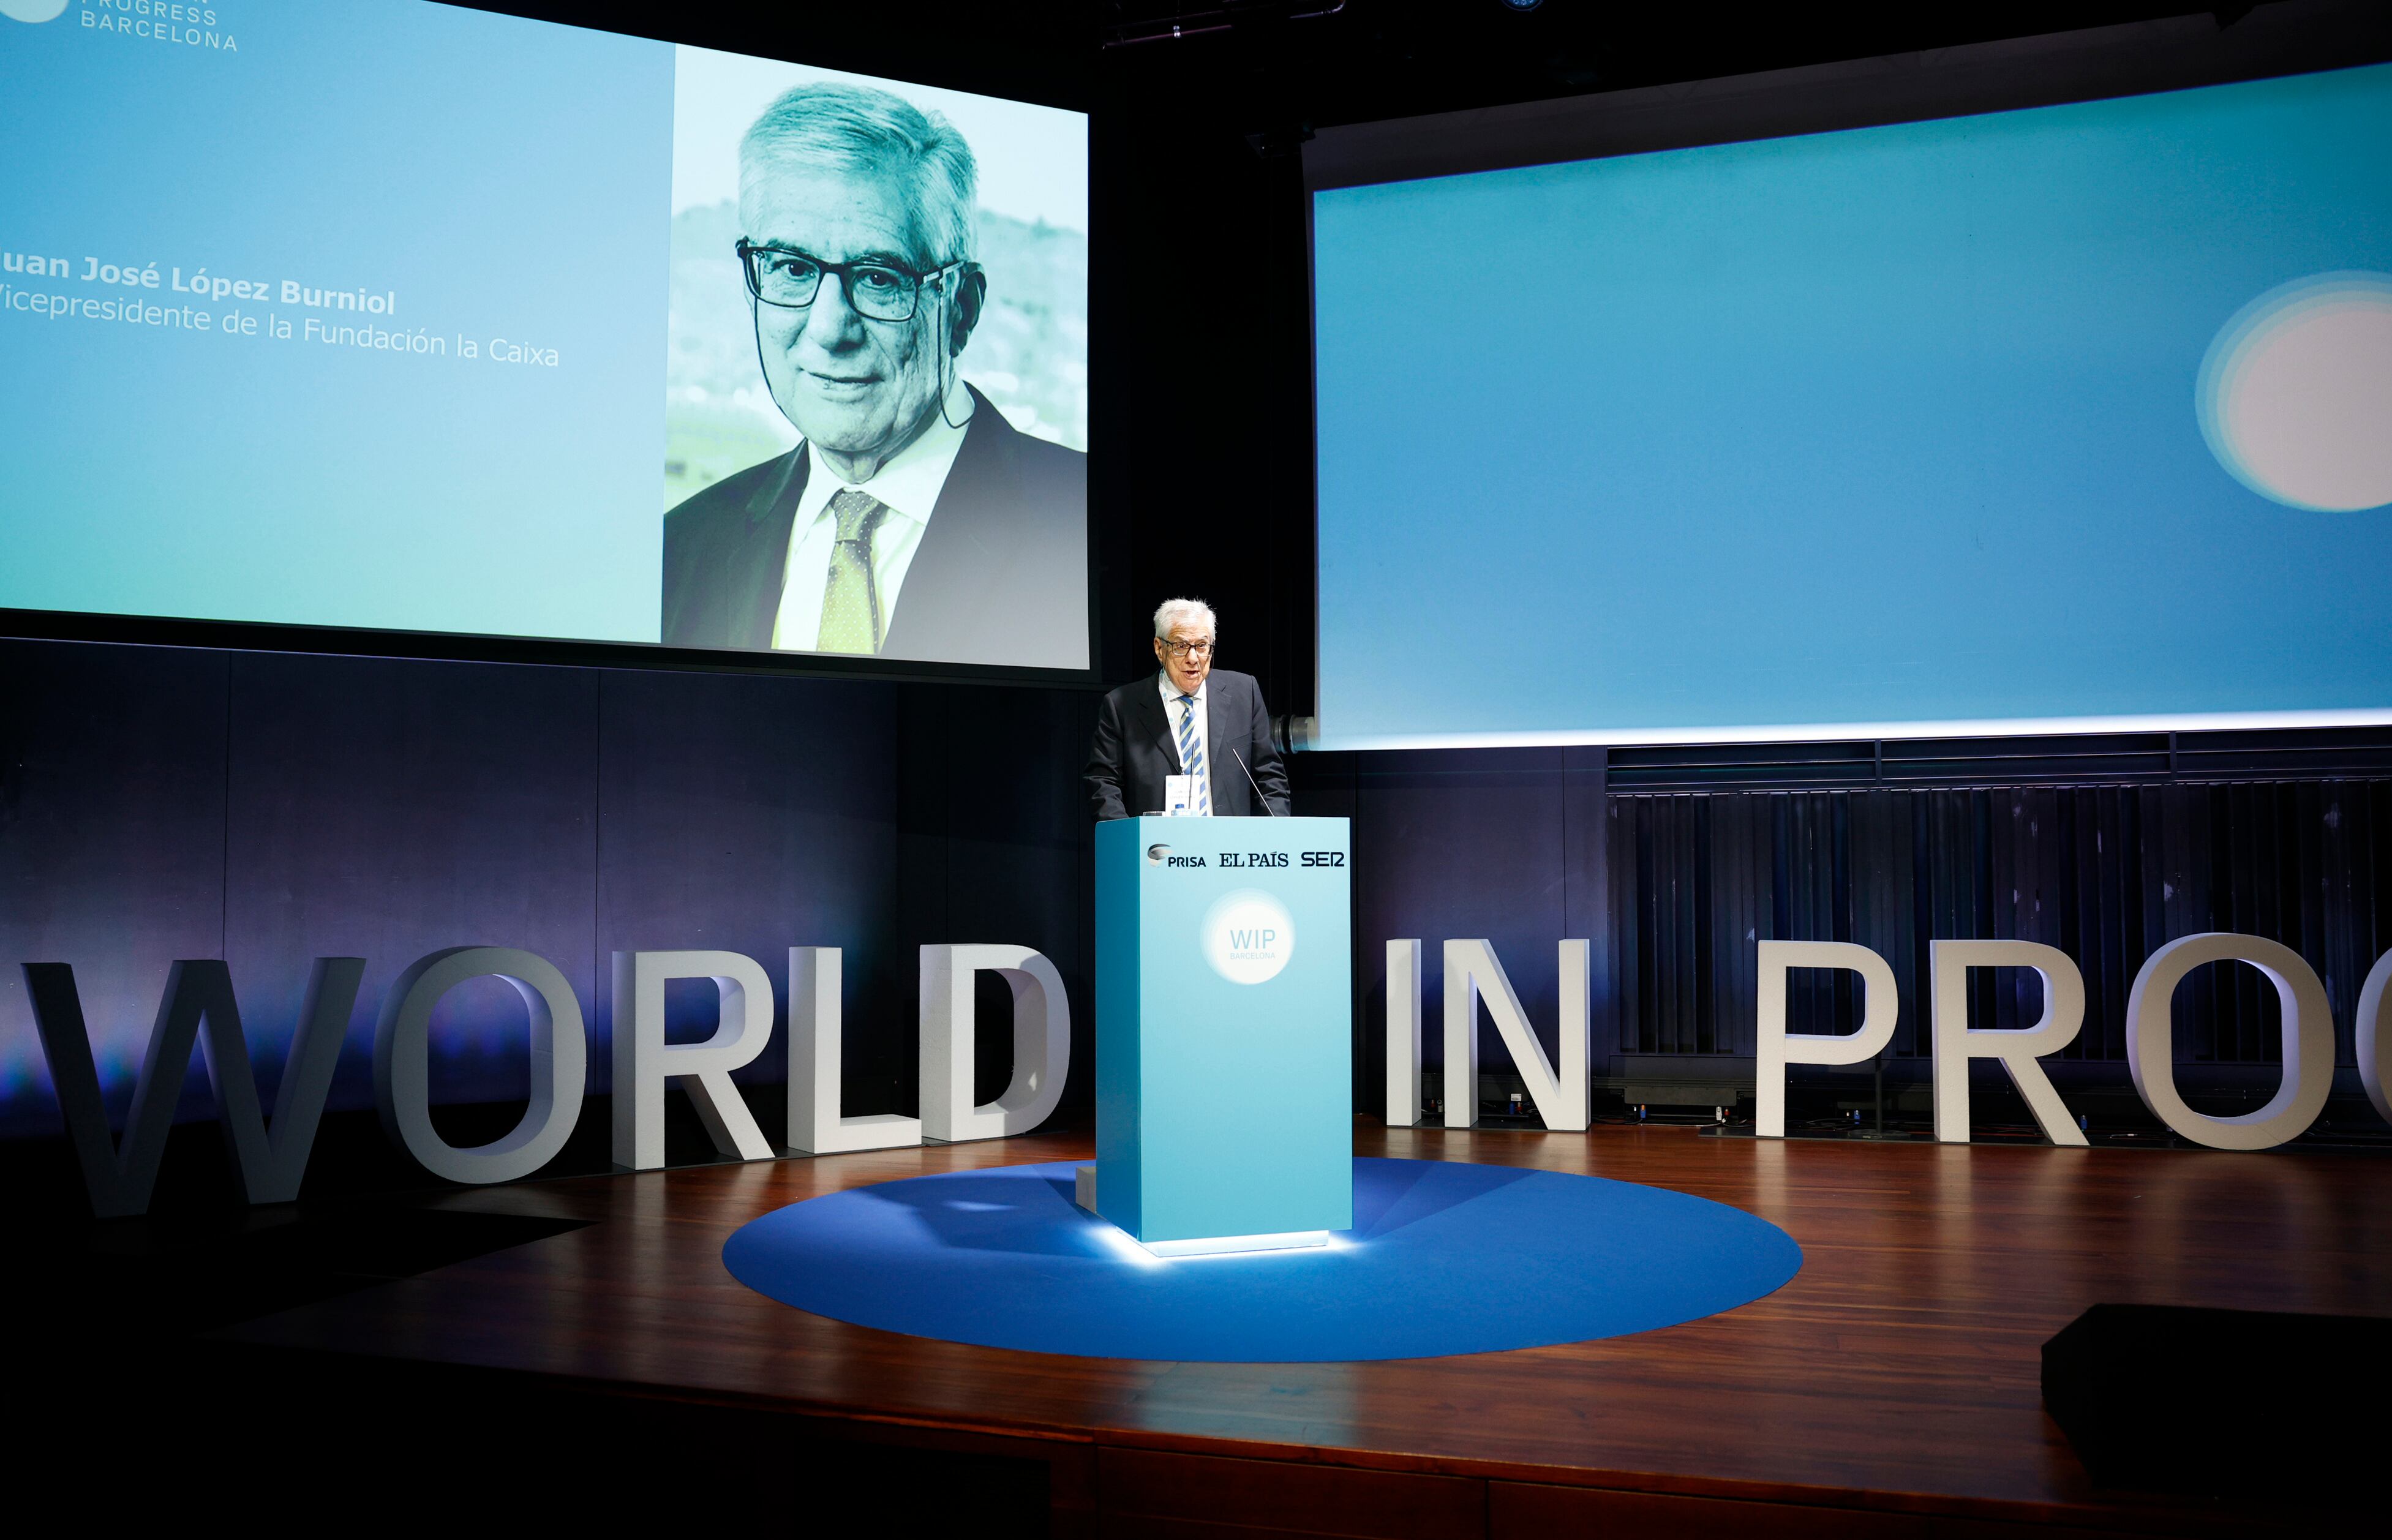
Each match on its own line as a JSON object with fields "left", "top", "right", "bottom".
{"left": 1083, "top": 668, "right": 1292, "bottom": 821}
{"left": 661, "top": 385, "right": 1085, "bottom": 668}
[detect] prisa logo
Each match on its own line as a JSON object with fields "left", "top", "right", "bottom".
{"left": 1202, "top": 889, "right": 1295, "bottom": 985}
{"left": 1, "top": 0, "right": 71, "bottom": 23}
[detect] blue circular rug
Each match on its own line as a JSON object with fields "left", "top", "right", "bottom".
{"left": 722, "top": 1157, "right": 1801, "bottom": 1362}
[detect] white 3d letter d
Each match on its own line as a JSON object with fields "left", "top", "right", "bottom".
{"left": 920, "top": 944, "right": 1069, "bottom": 1143}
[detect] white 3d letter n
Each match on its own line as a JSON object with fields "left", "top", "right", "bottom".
{"left": 1442, "top": 939, "right": 1590, "bottom": 1132}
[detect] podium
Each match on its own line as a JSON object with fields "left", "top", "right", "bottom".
{"left": 1092, "top": 815, "right": 1352, "bottom": 1249}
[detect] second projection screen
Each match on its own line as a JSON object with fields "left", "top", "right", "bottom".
{"left": 1311, "top": 63, "right": 2392, "bottom": 748}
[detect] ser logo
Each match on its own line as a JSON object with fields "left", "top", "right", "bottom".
{"left": 1299, "top": 851, "right": 1347, "bottom": 867}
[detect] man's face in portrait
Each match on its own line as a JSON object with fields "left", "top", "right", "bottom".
{"left": 744, "top": 165, "right": 980, "bottom": 474}
{"left": 1155, "top": 623, "right": 1214, "bottom": 696}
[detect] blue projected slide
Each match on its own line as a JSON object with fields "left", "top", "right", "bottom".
{"left": 1312, "top": 64, "right": 2392, "bottom": 749}
{"left": 0, "top": 0, "right": 1089, "bottom": 669}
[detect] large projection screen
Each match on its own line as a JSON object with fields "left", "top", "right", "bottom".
{"left": 0, "top": 0, "right": 1089, "bottom": 676}
{"left": 1309, "top": 30, "right": 2392, "bottom": 749}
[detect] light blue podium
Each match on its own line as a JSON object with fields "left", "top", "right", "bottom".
{"left": 1092, "top": 815, "right": 1353, "bottom": 1250}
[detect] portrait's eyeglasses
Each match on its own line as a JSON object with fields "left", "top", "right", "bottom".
{"left": 735, "top": 239, "right": 973, "bottom": 323}
{"left": 1162, "top": 639, "right": 1214, "bottom": 659}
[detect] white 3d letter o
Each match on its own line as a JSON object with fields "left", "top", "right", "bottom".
{"left": 2360, "top": 948, "right": 2392, "bottom": 1127}
{"left": 374, "top": 947, "right": 587, "bottom": 1185}
{"left": 2126, "top": 933, "right": 2333, "bottom": 1151}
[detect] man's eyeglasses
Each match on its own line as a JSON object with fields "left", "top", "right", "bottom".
{"left": 1162, "top": 639, "right": 1215, "bottom": 659}
{"left": 735, "top": 239, "right": 973, "bottom": 323}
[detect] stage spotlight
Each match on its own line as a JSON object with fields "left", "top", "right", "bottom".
{"left": 1244, "top": 121, "right": 1315, "bottom": 159}
{"left": 1497, "top": 0, "right": 1546, "bottom": 11}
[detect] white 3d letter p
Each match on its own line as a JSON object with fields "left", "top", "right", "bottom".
{"left": 1756, "top": 940, "right": 1897, "bottom": 1139}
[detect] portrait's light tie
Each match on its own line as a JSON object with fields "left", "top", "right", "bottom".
{"left": 817, "top": 489, "right": 892, "bottom": 653}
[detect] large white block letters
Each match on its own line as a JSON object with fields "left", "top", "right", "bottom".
{"left": 1930, "top": 940, "right": 2087, "bottom": 1146}
{"left": 29, "top": 937, "right": 1072, "bottom": 1207}
{"left": 377, "top": 947, "right": 587, "bottom": 1185}
{"left": 1755, "top": 940, "right": 1899, "bottom": 1139}
{"left": 1442, "top": 939, "right": 1590, "bottom": 1132}
{"left": 1380, "top": 939, "right": 1589, "bottom": 1132}
{"left": 1742, "top": 930, "right": 2382, "bottom": 1151}
{"left": 919, "top": 943, "right": 1071, "bottom": 1143}
{"left": 28, "top": 957, "right": 364, "bottom": 1215}
{"left": 788, "top": 946, "right": 921, "bottom": 1155}
{"left": 2360, "top": 948, "right": 2392, "bottom": 1127}
{"left": 29, "top": 915, "right": 2392, "bottom": 1216}
{"left": 2126, "top": 933, "right": 2334, "bottom": 1151}
{"left": 612, "top": 950, "right": 778, "bottom": 1170}
{"left": 1385, "top": 938, "right": 1423, "bottom": 1127}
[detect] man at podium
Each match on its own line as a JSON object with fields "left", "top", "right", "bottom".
{"left": 1085, "top": 598, "right": 1291, "bottom": 820}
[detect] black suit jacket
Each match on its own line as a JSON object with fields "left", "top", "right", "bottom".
{"left": 1084, "top": 669, "right": 1292, "bottom": 821}
{"left": 661, "top": 385, "right": 1085, "bottom": 668}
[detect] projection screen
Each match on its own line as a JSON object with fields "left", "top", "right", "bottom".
{"left": 1309, "top": 32, "right": 2392, "bottom": 749}
{"left": 0, "top": 0, "right": 1089, "bottom": 675}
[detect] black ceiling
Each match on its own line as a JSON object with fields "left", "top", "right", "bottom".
{"left": 461, "top": 1, "right": 2247, "bottom": 135}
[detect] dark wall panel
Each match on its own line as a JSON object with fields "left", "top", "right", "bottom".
{"left": 222, "top": 653, "right": 600, "bottom": 1113}
{"left": 17, "top": 630, "right": 2391, "bottom": 1156}
{"left": 596, "top": 669, "right": 898, "bottom": 1104}
{"left": 895, "top": 685, "right": 1097, "bottom": 1118}
{"left": 1347, "top": 749, "right": 1575, "bottom": 1107}
{"left": 1609, "top": 781, "right": 2392, "bottom": 1079}
{"left": 1324, "top": 749, "right": 2392, "bottom": 1113}
{"left": 2, "top": 637, "right": 1088, "bottom": 1154}
{"left": 0, "top": 640, "right": 229, "bottom": 1136}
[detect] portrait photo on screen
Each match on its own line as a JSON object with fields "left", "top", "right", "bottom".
{"left": 662, "top": 47, "right": 1089, "bottom": 670}
{"left": 0, "top": 0, "right": 1089, "bottom": 675}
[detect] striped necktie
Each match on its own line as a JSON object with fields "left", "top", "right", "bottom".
{"left": 816, "top": 489, "right": 891, "bottom": 653}
{"left": 1175, "top": 693, "right": 1210, "bottom": 814}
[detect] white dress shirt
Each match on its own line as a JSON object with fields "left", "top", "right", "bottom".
{"left": 1159, "top": 671, "right": 1209, "bottom": 808}
{"left": 772, "top": 384, "right": 974, "bottom": 652}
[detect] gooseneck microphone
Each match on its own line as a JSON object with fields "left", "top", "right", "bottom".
{"left": 1230, "top": 746, "right": 1284, "bottom": 816}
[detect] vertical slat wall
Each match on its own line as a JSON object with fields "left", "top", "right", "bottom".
{"left": 1614, "top": 781, "right": 2392, "bottom": 1065}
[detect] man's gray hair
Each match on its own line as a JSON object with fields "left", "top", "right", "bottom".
{"left": 1153, "top": 597, "right": 1217, "bottom": 640}
{"left": 740, "top": 80, "right": 979, "bottom": 268}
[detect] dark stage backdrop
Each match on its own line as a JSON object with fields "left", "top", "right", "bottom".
{"left": 7, "top": 633, "right": 2391, "bottom": 1166}
{"left": 1295, "top": 734, "right": 2392, "bottom": 1121}
{"left": 0, "top": 636, "right": 1095, "bottom": 1144}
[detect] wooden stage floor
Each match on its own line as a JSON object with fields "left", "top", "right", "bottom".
{"left": 221, "top": 1125, "right": 2391, "bottom": 1537}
